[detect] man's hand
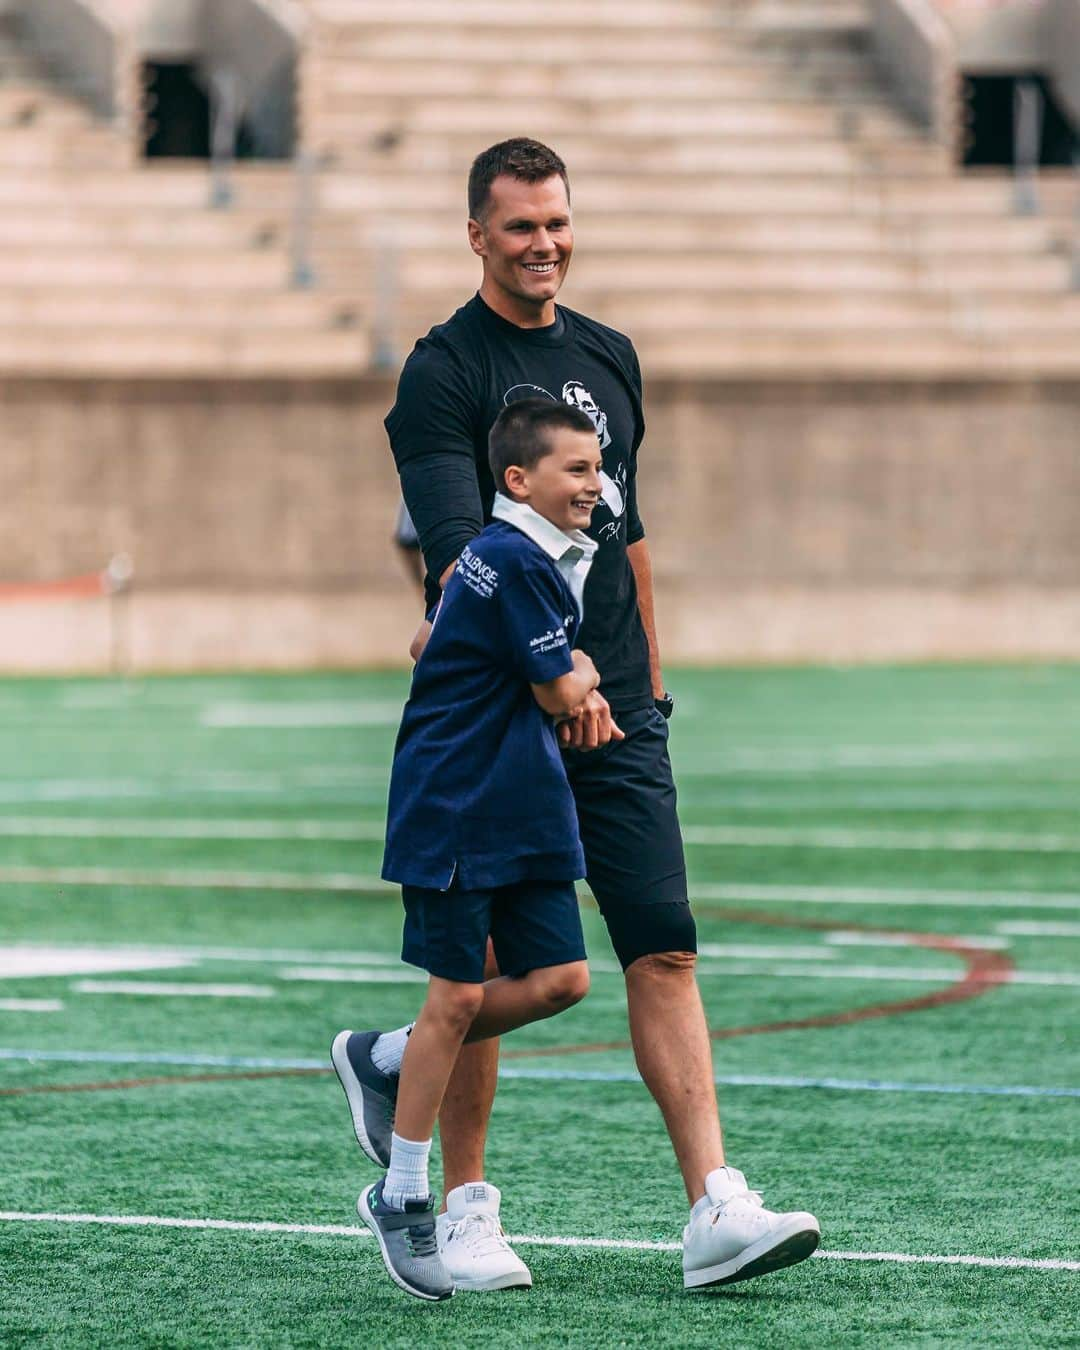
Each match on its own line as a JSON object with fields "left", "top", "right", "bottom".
{"left": 408, "top": 560, "right": 456, "bottom": 662}
{"left": 409, "top": 619, "right": 433, "bottom": 663}
{"left": 557, "top": 688, "right": 625, "bottom": 751}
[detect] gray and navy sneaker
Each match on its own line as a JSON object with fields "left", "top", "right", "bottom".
{"left": 358, "top": 1178, "right": 454, "bottom": 1302}
{"left": 331, "top": 1029, "right": 397, "bottom": 1168}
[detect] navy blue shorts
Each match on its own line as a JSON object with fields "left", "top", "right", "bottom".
{"left": 562, "top": 706, "right": 694, "bottom": 970}
{"left": 401, "top": 877, "right": 586, "bottom": 983}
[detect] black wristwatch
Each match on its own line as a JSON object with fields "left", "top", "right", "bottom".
{"left": 654, "top": 691, "right": 675, "bottom": 720}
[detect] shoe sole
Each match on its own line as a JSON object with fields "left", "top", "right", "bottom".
{"left": 330, "top": 1030, "right": 388, "bottom": 1169}
{"left": 450, "top": 1270, "right": 533, "bottom": 1292}
{"left": 684, "top": 1216, "right": 821, "bottom": 1291}
{"left": 357, "top": 1189, "right": 454, "bottom": 1303}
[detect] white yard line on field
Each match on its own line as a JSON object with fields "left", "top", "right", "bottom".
{"left": 693, "top": 883, "right": 1080, "bottom": 911}
{"left": 0, "top": 1211, "right": 1075, "bottom": 1272}
{"left": 674, "top": 744, "right": 1054, "bottom": 772}
{"left": 995, "top": 921, "right": 1080, "bottom": 937}
{"left": 697, "top": 942, "right": 839, "bottom": 960}
{"left": 72, "top": 981, "right": 275, "bottom": 998}
{"left": 200, "top": 702, "right": 402, "bottom": 728}
{"left": 5, "top": 815, "right": 1080, "bottom": 855}
{"left": 0, "top": 818, "right": 384, "bottom": 841}
{"left": 0, "top": 865, "right": 392, "bottom": 892}
{"left": 823, "top": 932, "right": 1011, "bottom": 951}
{"left": 0, "top": 942, "right": 403, "bottom": 967}
{"left": 0, "top": 999, "right": 63, "bottom": 1012}
{"left": 2, "top": 865, "right": 1079, "bottom": 913}
{"left": 0, "top": 767, "right": 387, "bottom": 804}
{"left": 681, "top": 825, "right": 1080, "bottom": 853}
{"left": 277, "top": 967, "right": 427, "bottom": 985}
{"left": 0, "top": 949, "right": 197, "bottom": 978}
{"left": 695, "top": 964, "right": 1080, "bottom": 987}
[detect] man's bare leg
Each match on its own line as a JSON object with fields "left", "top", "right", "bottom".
{"left": 624, "top": 951, "right": 725, "bottom": 1205}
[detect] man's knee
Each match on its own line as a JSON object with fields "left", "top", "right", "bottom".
{"left": 625, "top": 949, "right": 697, "bottom": 984}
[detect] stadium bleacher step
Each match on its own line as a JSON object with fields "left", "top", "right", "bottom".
{"left": 725, "top": 0, "right": 870, "bottom": 36}
{"left": 317, "top": 61, "right": 891, "bottom": 104}
{"left": 0, "top": 325, "right": 369, "bottom": 376}
{"left": 309, "top": 0, "right": 728, "bottom": 31}
{"left": 311, "top": 27, "right": 874, "bottom": 69}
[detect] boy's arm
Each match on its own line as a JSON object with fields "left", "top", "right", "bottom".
{"left": 531, "top": 649, "right": 600, "bottom": 721}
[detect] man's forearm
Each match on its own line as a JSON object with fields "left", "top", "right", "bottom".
{"left": 627, "top": 538, "right": 664, "bottom": 699}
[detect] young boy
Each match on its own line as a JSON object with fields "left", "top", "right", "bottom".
{"left": 332, "top": 398, "right": 612, "bottom": 1301}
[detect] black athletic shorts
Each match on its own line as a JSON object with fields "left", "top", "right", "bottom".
{"left": 401, "top": 877, "right": 586, "bottom": 983}
{"left": 562, "top": 706, "right": 694, "bottom": 970}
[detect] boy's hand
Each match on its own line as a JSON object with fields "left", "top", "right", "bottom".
{"left": 557, "top": 689, "right": 625, "bottom": 751}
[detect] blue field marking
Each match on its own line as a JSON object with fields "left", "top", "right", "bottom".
{"left": 1, "top": 1048, "right": 1077, "bottom": 1098}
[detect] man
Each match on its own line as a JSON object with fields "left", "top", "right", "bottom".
{"left": 337, "top": 138, "right": 819, "bottom": 1292}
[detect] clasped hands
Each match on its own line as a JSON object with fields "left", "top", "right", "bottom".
{"left": 556, "top": 688, "right": 624, "bottom": 751}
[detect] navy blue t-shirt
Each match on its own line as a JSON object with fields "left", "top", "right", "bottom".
{"left": 382, "top": 519, "right": 586, "bottom": 891}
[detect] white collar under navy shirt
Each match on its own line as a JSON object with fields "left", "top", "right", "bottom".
{"left": 491, "top": 493, "right": 597, "bottom": 620}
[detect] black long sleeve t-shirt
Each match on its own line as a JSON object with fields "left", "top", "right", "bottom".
{"left": 385, "top": 294, "right": 653, "bottom": 713}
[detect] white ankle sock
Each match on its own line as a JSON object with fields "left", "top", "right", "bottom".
{"left": 383, "top": 1132, "right": 431, "bottom": 1210}
{"left": 371, "top": 1024, "right": 412, "bottom": 1076}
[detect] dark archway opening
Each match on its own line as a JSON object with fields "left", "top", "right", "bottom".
{"left": 962, "top": 73, "right": 1077, "bottom": 167}
{"left": 142, "top": 61, "right": 258, "bottom": 160}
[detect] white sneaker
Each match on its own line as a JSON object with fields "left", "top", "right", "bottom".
{"left": 435, "top": 1183, "right": 533, "bottom": 1291}
{"left": 683, "top": 1166, "right": 820, "bottom": 1291}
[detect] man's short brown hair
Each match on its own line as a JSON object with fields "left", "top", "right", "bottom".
{"left": 468, "top": 138, "right": 570, "bottom": 221}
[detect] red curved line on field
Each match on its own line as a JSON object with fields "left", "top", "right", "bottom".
{"left": 0, "top": 911, "right": 1016, "bottom": 1094}
{"left": 0, "top": 1067, "right": 327, "bottom": 1098}
{"left": 501, "top": 907, "right": 1016, "bottom": 1060}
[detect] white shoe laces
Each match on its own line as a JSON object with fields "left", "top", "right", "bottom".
{"left": 710, "top": 1184, "right": 764, "bottom": 1222}
{"left": 447, "top": 1211, "right": 511, "bottom": 1257}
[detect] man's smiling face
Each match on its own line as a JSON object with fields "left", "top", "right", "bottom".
{"left": 469, "top": 174, "right": 573, "bottom": 326}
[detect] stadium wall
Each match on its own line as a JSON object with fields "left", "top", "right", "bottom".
{"left": 1, "top": 375, "right": 1078, "bottom": 671}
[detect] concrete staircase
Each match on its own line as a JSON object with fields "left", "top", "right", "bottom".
{"left": 0, "top": 12, "right": 365, "bottom": 375}
{"left": 296, "top": 0, "right": 1077, "bottom": 376}
{"left": 0, "top": 0, "right": 1075, "bottom": 376}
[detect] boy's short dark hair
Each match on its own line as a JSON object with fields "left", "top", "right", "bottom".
{"left": 488, "top": 398, "right": 597, "bottom": 489}
{"left": 468, "top": 138, "right": 570, "bottom": 221}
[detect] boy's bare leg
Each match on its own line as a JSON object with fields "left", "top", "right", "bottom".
{"left": 464, "top": 964, "right": 589, "bottom": 1042}
{"left": 395, "top": 977, "right": 484, "bottom": 1142}
{"left": 437, "top": 961, "right": 589, "bottom": 1207}
{"left": 438, "top": 939, "right": 501, "bottom": 1204}
{"left": 624, "top": 951, "right": 725, "bottom": 1204}
{"left": 438, "top": 1039, "right": 498, "bottom": 1206}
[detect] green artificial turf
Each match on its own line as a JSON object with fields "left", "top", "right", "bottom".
{"left": 0, "top": 666, "right": 1078, "bottom": 1346}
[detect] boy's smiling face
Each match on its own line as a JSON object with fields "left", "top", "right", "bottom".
{"left": 504, "top": 427, "right": 603, "bottom": 533}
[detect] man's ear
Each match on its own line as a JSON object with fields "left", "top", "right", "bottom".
{"left": 503, "top": 465, "right": 529, "bottom": 500}
{"left": 467, "top": 217, "right": 486, "bottom": 258}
